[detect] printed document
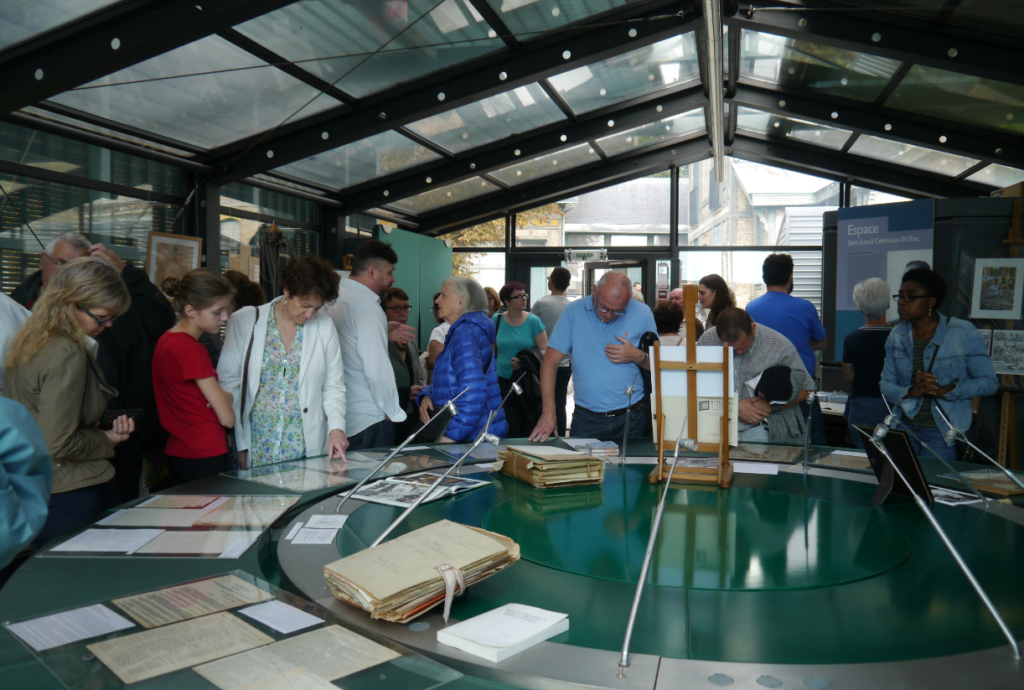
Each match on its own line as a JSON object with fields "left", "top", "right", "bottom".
{"left": 7, "top": 604, "right": 134, "bottom": 652}
{"left": 239, "top": 601, "right": 321, "bottom": 635}
{"left": 50, "top": 528, "right": 163, "bottom": 553}
{"left": 111, "top": 574, "right": 272, "bottom": 628}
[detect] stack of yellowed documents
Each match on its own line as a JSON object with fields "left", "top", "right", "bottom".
{"left": 495, "top": 445, "right": 605, "bottom": 488}
{"left": 323, "top": 520, "right": 519, "bottom": 623}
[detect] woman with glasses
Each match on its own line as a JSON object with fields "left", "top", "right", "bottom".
{"left": 493, "top": 281, "right": 548, "bottom": 437}
{"left": 3, "top": 258, "right": 134, "bottom": 547}
{"left": 218, "top": 255, "right": 348, "bottom": 468}
{"left": 383, "top": 287, "right": 423, "bottom": 441}
{"left": 880, "top": 268, "right": 997, "bottom": 461}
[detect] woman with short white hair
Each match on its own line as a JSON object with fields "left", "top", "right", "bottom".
{"left": 842, "top": 277, "right": 892, "bottom": 448}
{"left": 417, "top": 277, "right": 508, "bottom": 442}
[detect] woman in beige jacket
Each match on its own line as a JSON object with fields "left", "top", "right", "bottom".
{"left": 4, "top": 257, "right": 134, "bottom": 548}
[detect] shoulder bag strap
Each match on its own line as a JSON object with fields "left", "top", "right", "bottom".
{"left": 240, "top": 308, "right": 262, "bottom": 429}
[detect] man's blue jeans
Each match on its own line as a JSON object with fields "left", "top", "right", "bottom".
{"left": 348, "top": 419, "right": 396, "bottom": 451}
{"left": 845, "top": 396, "right": 890, "bottom": 449}
{"left": 901, "top": 421, "right": 958, "bottom": 462}
{"left": 570, "top": 401, "right": 647, "bottom": 439}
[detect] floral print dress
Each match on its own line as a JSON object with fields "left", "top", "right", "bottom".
{"left": 249, "top": 306, "right": 305, "bottom": 467}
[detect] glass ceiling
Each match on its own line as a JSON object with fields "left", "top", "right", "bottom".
{"left": 549, "top": 33, "right": 700, "bottom": 115}
{"left": 965, "top": 163, "right": 1024, "bottom": 188}
{"left": 386, "top": 176, "right": 500, "bottom": 214}
{"left": 489, "top": 143, "right": 600, "bottom": 186}
{"left": 0, "top": 0, "right": 121, "bottom": 53}
{"left": 596, "top": 108, "right": 705, "bottom": 157}
{"left": 484, "top": 0, "right": 643, "bottom": 40}
{"left": 48, "top": 35, "right": 342, "bottom": 149}
{"left": 737, "top": 107, "right": 854, "bottom": 150}
{"left": 848, "top": 134, "right": 979, "bottom": 177}
{"left": 407, "top": 83, "right": 565, "bottom": 154}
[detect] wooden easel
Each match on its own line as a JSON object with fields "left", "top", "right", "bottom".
{"left": 998, "top": 199, "right": 1023, "bottom": 470}
{"left": 648, "top": 284, "right": 733, "bottom": 488}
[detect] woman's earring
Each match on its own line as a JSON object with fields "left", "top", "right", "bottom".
{"left": 284, "top": 299, "right": 288, "bottom": 306}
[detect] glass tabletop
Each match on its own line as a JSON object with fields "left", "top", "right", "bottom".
{"left": 736, "top": 106, "right": 854, "bottom": 150}
{"left": 481, "top": 0, "right": 643, "bottom": 41}
{"left": 596, "top": 107, "right": 705, "bottom": 157}
{"left": 488, "top": 143, "right": 600, "bottom": 186}
{"left": 386, "top": 176, "right": 500, "bottom": 214}
{"left": 740, "top": 29, "right": 902, "bottom": 103}
{"left": 848, "top": 133, "right": 979, "bottom": 177}
{"left": 407, "top": 83, "right": 566, "bottom": 154}
{"left": 548, "top": 33, "right": 700, "bottom": 115}
{"left": 48, "top": 34, "right": 342, "bottom": 149}
{"left": 883, "top": 64, "right": 1024, "bottom": 136}
{"left": 965, "top": 163, "right": 1024, "bottom": 188}
{"left": 273, "top": 130, "right": 442, "bottom": 190}
{"left": 0, "top": 0, "right": 122, "bottom": 53}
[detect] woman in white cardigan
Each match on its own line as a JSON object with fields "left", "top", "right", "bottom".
{"left": 218, "top": 255, "right": 347, "bottom": 468}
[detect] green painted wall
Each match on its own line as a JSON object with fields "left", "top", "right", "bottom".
{"left": 381, "top": 228, "right": 453, "bottom": 351}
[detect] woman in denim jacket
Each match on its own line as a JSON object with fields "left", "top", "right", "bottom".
{"left": 880, "top": 268, "right": 997, "bottom": 461}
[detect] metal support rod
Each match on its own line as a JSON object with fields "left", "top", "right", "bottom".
{"left": 335, "top": 388, "right": 469, "bottom": 514}
{"left": 853, "top": 427, "right": 1020, "bottom": 659}
{"left": 370, "top": 411, "right": 501, "bottom": 548}
{"left": 801, "top": 391, "right": 818, "bottom": 475}
{"left": 933, "top": 404, "right": 1024, "bottom": 493}
{"left": 702, "top": 0, "right": 725, "bottom": 181}
{"left": 620, "top": 372, "right": 640, "bottom": 467}
{"left": 618, "top": 431, "right": 698, "bottom": 677}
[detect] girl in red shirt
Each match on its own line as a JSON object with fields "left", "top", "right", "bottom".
{"left": 153, "top": 270, "right": 236, "bottom": 485}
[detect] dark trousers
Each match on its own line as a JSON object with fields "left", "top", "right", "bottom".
{"left": 554, "top": 365, "right": 572, "bottom": 437}
{"left": 799, "top": 397, "right": 827, "bottom": 446}
{"left": 348, "top": 418, "right": 396, "bottom": 450}
{"left": 32, "top": 481, "right": 119, "bottom": 551}
{"left": 109, "top": 437, "right": 143, "bottom": 502}
{"left": 499, "top": 376, "right": 523, "bottom": 438}
{"left": 165, "top": 453, "right": 230, "bottom": 486}
{"left": 845, "top": 396, "right": 890, "bottom": 449}
{"left": 570, "top": 400, "right": 648, "bottom": 439}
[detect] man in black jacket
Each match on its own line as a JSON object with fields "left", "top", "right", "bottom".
{"left": 11, "top": 232, "right": 175, "bottom": 501}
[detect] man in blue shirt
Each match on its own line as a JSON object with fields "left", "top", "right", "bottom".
{"left": 529, "top": 272, "right": 657, "bottom": 441}
{"left": 745, "top": 253, "right": 828, "bottom": 445}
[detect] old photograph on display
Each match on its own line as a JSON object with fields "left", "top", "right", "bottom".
{"left": 977, "top": 328, "right": 993, "bottom": 356}
{"left": 970, "top": 258, "right": 1024, "bottom": 319}
{"left": 991, "top": 330, "right": 1024, "bottom": 375}
{"left": 146, "top": 232, "right": 202, "bottom": 295}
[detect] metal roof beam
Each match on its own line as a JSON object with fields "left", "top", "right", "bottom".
{"left": 728, "top": 3, "right": 1024, "bottom": 87}
{"left": 206, "top": 3, "right": 701, "bottom": 184}
{"left": 337, "top": 85, "right": 708, "bottom": 216}
{"left": 0, "top": 0, "right": 298, "bottom": 116}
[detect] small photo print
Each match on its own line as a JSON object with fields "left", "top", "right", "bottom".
{"left": 979, "top": 266, "right": 1017, "bottom": 311}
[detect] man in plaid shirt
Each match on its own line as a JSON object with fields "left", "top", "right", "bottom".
{"left": 698, "top": 309, "right": 815, "bottom": 443}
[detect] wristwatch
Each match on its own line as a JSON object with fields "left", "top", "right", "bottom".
{"left": 638, "top": 352, "right": 649, "bottom": 366}
{"left": 770, "top": 403, "right": 781, "bottom": 413}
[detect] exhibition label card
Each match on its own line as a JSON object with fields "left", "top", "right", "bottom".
{"left": 291, "top": 528, "right": 338, "bottom": 545}
{"left": 239, "top": 601, "right": 321, "bottom": 635}
{"left": 7, "top": 604, "right": 134, "bottom": 652}
{"left": 112, "top": 574, "right": 272, "bottom": 628}
{"left": 305, "top": 514, "right": 348, "bottom": 529}
{"left": 50, "top": 528, "right": 164, "bottom": 554}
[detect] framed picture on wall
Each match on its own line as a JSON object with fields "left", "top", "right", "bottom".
{"left": 970, "top": 258, "right": 1024, "bottom": 319}
{"left": 146, "top": 232, "right": 202, "bottom": 295}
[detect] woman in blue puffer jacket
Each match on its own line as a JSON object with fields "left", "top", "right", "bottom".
{"left": 418, "top": 277, "right": 508, "bottom": 442}
{"left": 881, "top": 268, "right": 997, "bottom": 461}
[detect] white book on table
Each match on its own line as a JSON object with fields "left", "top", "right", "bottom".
{"left": 436, "top": 603, "right": 568, "bottom": 663}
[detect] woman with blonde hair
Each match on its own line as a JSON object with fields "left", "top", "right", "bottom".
{"left": 3, "top": 257, "right": 134, "bottom": 547}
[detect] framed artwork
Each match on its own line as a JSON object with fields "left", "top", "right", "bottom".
{"left": 969, "top": 258, "right": 1024, "bottom": 319}
{"left": 146, "top": 232, "right": 202, "bottom": 294}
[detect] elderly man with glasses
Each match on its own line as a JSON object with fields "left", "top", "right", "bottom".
{"left": 529, "top": 272, "right": 656, "bottom": 442}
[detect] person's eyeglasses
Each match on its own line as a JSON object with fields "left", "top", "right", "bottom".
{"left": 511, "top": 293, "right": 528, "bottom": 300}
{"left": 893, "top": 293, "right": 930, "bottom": 303}
{"left": 386, "top": 305, "right": 412, "bottom": 313}
{"left": 80, "top": 306, "right": 116, "bottom": 327}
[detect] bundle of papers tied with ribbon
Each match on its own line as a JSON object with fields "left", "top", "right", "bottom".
{"left": 323, "top": 520, "right": 520, "bottom": 623}
{"left": 494, "top": 445, "right": 605, "bottom": 488}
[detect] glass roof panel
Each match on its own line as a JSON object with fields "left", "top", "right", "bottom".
{"left": 0, "top": 0, "right": 122, "bottom": 53}
{"left": 948, "top": 2, "right": 1024, "bottom": 41}
{"left": 483, "top": 0, "right": 642, "bottom": 40}
{"left": 740, "top": 30, "right": 902, "bottom": 102}
{"left": 273, "top": 130, "right": 442, "bottom": 190}
{"left": 21, "top": 106, "right": 195, "bottom": 157}
{"left": 884, "top": 65, "right": 1024, "bottom": 136}
{"left": 490, "top": 143, "right": 600, "bottom": 186}
{"left": 965, "top": 163, "right": 1024, "bottom": 188}
{"left": 387, "top": 176, "right": 499, "bottom": 214}
{"left": 549, "top": 33, "right": 699, "bottom": 115}
{"left": 236, "top": 0, "right": 503, "bottom": 100}
{"left": 48, "top": 35, "right": 342, "bottom": 149}
{"left": 407, "top": 83, "right": 565, "bottom": 154}
{"left": 596, "top": 108, "right": 705, "bottom": 157}
{"left": 736, "top": 107, "right": 853, "bottom": 150}
{"left": 848, "top": 134, "right": 979, "bottom": 176}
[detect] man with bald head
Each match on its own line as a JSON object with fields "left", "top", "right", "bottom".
{"left": 668, "top": 287, "right": 704, "bottom": 340}
{"left": 529, "top": 272, "right": 657, "bottom": 441}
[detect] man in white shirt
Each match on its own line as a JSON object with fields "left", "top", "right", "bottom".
{"left": 323, "top": 241, "right": 415, "bottom": 450}
{"left": 531, "top": 267, "right": 573, "bottom": 436}
{"left": 0, "top": 293, "right": 29, "bottom": 395}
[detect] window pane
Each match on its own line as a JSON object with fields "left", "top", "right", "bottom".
{"left": 596, "top": 108, "right": 705, "bottom": 157}
{"left": 454, "top": 250, "right": 505, "bottom": 301}
{"left": 884, "top": 64, "right": 1024, "bottom": 136}
{"left": 489, "top": 143, "right": 600, "bottom": 186}
{"left": 680, "top": 249, "right": 823, "bottom": 314}
{"left": 0, "top": 0, "right": 121, "bottom": 52}
{"left": 21, "top": 106, "right": 196, "bottom": 157}
{"left": 221, "top": 182, "right": 320, "bottom": 225}
{"left": 407, "top": 84, "right": 566, "bottom": 154}
{"left": 49, "top": 35, "right": 342, "bottom": 149}
{"left": 848, "top": 186, "right": 911, "bottom": 207}
{"left": 0, "top": 173, "right": 182, "bottom": 292}
{"left": 252, "top": 174, "right": 328, "bottom": 197}
{"left": 387, "top": 176, "right": 499, "bottom": 214}
{"left": 483, "top": 0, "right": 642, "bottom": 40}
{"left": 685, "top": 158, "right": 838, "bottom": 247}
{"left": 549, "top": 33, "right": 700, "bottom": 115}
{"left": 948, "top": 3, "right": 1024, "bottom": 44}
{"left": 273, "top": 131, "right": 441, "bottom": 190}
{"left": 847, "top": 134, "right": 979, "bottom": 176}
{"left": 966, "top": 163, "right": 1024, "bottom": 188}
{"left": 448, "top": 219, "right": 505, "bottom": 247}
{"left": 736, "top": 107, "right": 853, "bottom": 150}
{"left": 2, "top": 121, "right": 183, "bottom": 196}
{"left": 740, "top": 30, "right": 901, "bottom": 102}
{"left": 237, "top": 0, "right": 503, "bottom": 100}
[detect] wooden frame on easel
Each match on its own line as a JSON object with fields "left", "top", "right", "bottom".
{"left": 648, "top": 284, "right": 733, "bottom": 488}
